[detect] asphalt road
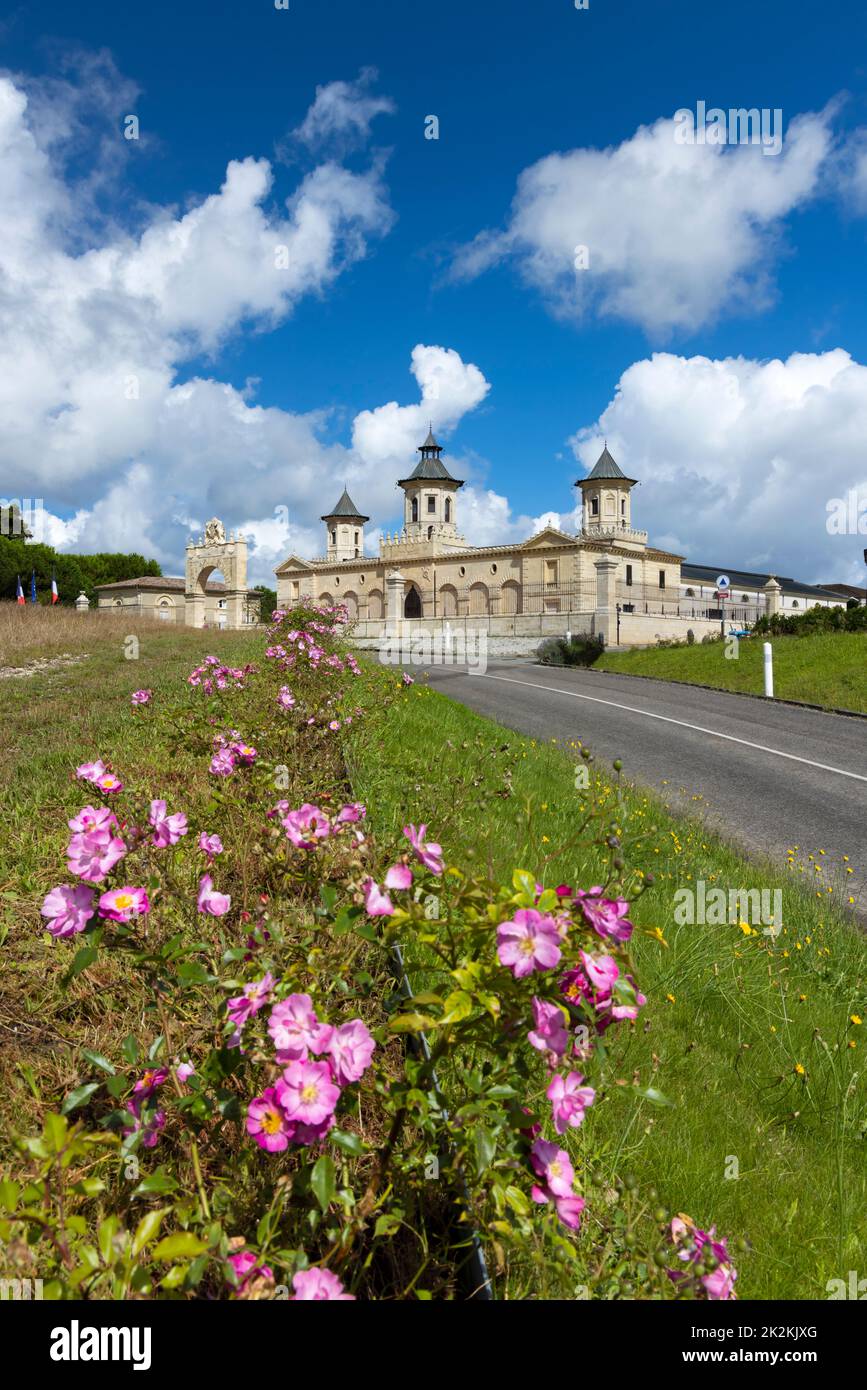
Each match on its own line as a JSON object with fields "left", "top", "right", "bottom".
{"left": 417, "top": 660, "right": 867, "bottom": 912}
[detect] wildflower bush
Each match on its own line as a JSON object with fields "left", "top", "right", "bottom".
{"left": 0, "top": 605, "right": 738, "bottom": 1300}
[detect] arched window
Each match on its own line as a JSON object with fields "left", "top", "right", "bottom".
{"left": 445, "top": 498, "right": 451, "bottom": 522}
{"left": 427, "top": 525, "right": 434, "bottom": 539}
{"left": 411, "top": 497, "right": 418, "bottom": 523}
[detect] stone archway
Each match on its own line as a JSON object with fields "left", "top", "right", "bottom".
{"left": 404, "top": 584, "right": 423, "bottom": 620}
{"left": 185, "top": 519, "right": 248, "bottom": 629}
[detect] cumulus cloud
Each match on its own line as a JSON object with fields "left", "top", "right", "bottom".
{"left": 280, "top": 67, "right": 395, "bottom": 158}
{"left": 569, "top": 349, "right": 867, "bottom": 584}
{"left": 451, "top": 108, "right": 834, "bottom": 336}
{"left": 352, "top": 344, "right": 491, "bottom": 469}
{"left": 0, "top": 64, "right": 405, "bottom": 585}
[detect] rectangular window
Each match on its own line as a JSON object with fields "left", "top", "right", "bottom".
{"left": 625, "top": 564, "right": 633, "bottom": 586}
{"left": 427, "top": 496, "right": 436, "bottom": 513}
{"left": 545, "top": 559, "right": 558, "bottom": 586}
{"left": 659, "top": 570, "right": 666, "bottom": 589}
{"left": 591, "top": 497, "right": 599, "bottom": 516}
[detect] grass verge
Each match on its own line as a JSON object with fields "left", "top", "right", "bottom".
{"left": 596, "top": 630, "right": 867, "bottom": 713}
{"left": 346, "top": 672, "right": 867, "bottom": 1300}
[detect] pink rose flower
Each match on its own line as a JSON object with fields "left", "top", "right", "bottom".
{"left": 247, "top": 1087, "right": 294, "bottom": 1153}
{"left": 547, "top": 1071, "right": 596, "bottom": 1134}
{"left": 363, "top": 878, "right": 394, "bottom": 917}
{"left": 403, "top": 823, "right": 444, "bottom": 875}
{"left": 527, "top": 997, "right": 569, "bottom": 1058}
{"left": 75, "top": 759, "right": 107, "bottom": 783}
{"left": 384, "top": 863, "right": 413, "bottom": 890}
{"left": 576, "top": 888, "right": 634, "bottom": 943}
{"left": 282, "top": 804, "right": 331, "bottom": 850}
{"left": 291, "top": 1268, "right": 354, "bottom": 1300}
{"left": 227, "top": 1250, "right": 274, "bottom": 1294}
{"left": 123, "top": 1103, "right": 165, "bottom": 1148}
{"left": 95, "top": 772, "right": 124, "bottom": 794}
{"left": 227, "top": 972, "right": 276, "bottom": 1029}
{"left": 276, "top": 1059, "right": 340, "bottom": 1128}
{"left": 210, "top": 748, "right": 236, "bottom": 776}
{"left": 319, "top": 1019, "right": 376, "bottom": 1085}
{"left": 276, "top": 686, "right": 296, "bottom": 709}
{"left": 497, "top": 909, "right": 562, "bottom": 978}
{"left": 40, "top": 884, "right": 95, "bottom": 937}
{"left": 67, "top": 829, "right": 126, "bottom": 883}
{"left": 268, "top": 993, "right": 324, "bottom": 1062}
{"left": 98, "top": 886, "right": 150, "bottom": 922}
{"left": 198, "top": 831, "right": 223, "bottom": 857}
{"left": 68, "top": 805, "right": 117, "bottom": 834}
{"left": 530, "top": 1139, "right": 586, "bottom": 1230}
{"left": 197, "top": 874, "right": 231, "bottom": 917}
{"left": 133, "top": 1067, "right": 169, "bottom": 1099}
{"left": 131, "top": 690, "right": 152, "bottom": 706}
{"left": 335, "top": 802, "right": 366, "bottom": 825}
{"left": 149, "top": 799, "right": 188, "bottom": 848}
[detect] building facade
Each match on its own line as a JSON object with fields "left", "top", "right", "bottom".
{"left": 275, "top": 434, "right": 846, "bottom": 647}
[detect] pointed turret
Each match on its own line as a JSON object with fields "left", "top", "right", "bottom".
{"left": 321, "top": 486, "right": 368, "bottom": 561}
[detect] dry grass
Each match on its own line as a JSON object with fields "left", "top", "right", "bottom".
{"left": 0, "top": 601, "right": 177, "bottom": 667}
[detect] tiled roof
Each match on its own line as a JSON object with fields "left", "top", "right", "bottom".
{"left": 95, "top": 575, "right": 227, "bottom": 593}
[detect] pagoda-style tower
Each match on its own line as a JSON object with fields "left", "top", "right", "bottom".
{"left": 397, "top": 428, "right": 464, "bottom": 543}
{"left": 577, "top": 446, "right": 638, "bottom": 538}
{"left": 321, "top": 488, "right": 369, "bottom": 562}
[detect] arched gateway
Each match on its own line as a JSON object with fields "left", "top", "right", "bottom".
{"left": 185, "top": 519, "right": 249, "bottom": 629}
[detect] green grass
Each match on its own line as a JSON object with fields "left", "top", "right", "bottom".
{"left": 0, "top": 622, "right": 262, "bottom": 1145}
{"left": 3, "top": 621, "right": 865, "bottom": 1300}
{"left": 596, "top": 630, "right": 867, "bottom": 713}
{"left": 346, "top": 675, "right": 867, "bottom": 1300}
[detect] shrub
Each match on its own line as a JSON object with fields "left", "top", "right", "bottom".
{"left": 752, "top": 602, "right": 867, "bottom": 638}
{"left": 536, "top": 634, "right": 605, "bottom": 667}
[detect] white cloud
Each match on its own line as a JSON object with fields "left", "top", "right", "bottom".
{"left": 451, "top": 108, "right": 834, "bottom": 336}
{"left": 569, "top": 349, "right": 867, "bottom": 584}
{"left": 352, "top": 344, "right": 491, "bottom": 468}
{"left": 0, "top": 66, "right": 404, "bottom": 585}
{"left": 286, "top": 68, "right": 395, "bottom": 156}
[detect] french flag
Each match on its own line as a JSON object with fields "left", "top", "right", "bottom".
{"left": 16, "top": 575, "right": 25, "bottom": 605}
{"left": 51, "top": 572, "right": 59, "bottom": 605}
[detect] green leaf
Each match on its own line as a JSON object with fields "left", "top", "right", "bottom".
{"left": 389, "top": 1013, "right": 436, "bottom": 1033}
{"left": 631, "top": 1086, "right": 675, "bottom": 1108}
{"left": 98, "top": 1216, "right": 118, "bottom": 1264}
{"left": 374, "top": 1212, "right": 402, "bottom": 1239}
{"left": 65, "top": 945, "right": 98, "bottom": 982}
{"left": 131, "top": 1168, "right": 179, "bottom": 1198}
{"left": 474, "top": 1126, "right": 497, "bottom": 1173}
{"left": 0, "top": 1181, "right": 20, "bottom": 1212}
{"left": 311, "top": 1155, "right": 336, "bottom": 1214}
{"left": 152, "top": 1232, "right": 209, "bottom": 1261}
{"left": 511, "top": 868, "right": 536, "bottom": 899}
{"left": 80, "top": 1049, "right": 116, "bottom": 1075}
{"left": 132, "top": 1207, "right": 166, "bottom": 1256}
{"left": 61, "top": 1083, "right": 100, "bottom": 1115}
{"left": 122, "top": 1035, "right": 140, "bottom": 1065}
{"left": 330, "top": 1129, "right": 364, "bottom": 1157}
{"left": 160, "top": 1263, "right": 189, "bottom": 1290}
{"left": 441, "top": 990, "right": 473, "bottom": 1025}
{"left": 43, "top": 1113, "right": 69, "bottom": 1153}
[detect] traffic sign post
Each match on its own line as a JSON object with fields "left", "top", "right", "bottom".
{"left": 716, "top": 574, "right": 730, "bottom": 638}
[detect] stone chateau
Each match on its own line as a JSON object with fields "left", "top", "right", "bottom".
{"left": 275, "top": 430, "right": 841, "bottom": 646}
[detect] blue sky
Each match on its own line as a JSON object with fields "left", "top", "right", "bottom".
{"left": 2, "top": 0, "right": 867, "bottom": 586}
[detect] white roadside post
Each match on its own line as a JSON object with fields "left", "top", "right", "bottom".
{"left": 763, "top": 642, "right": 774, "bottom": 698}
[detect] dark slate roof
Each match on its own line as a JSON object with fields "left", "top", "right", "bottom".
{"left": 578, "top": 446, "right": 636, "bottom": 485}
{"left": 681, "top": 563, "right": 845, "bottom": 602}
{"left": 398, "top": 430, "right": 463, "bottom": 486}
{"left": 320, "top": 488, "right": 369, "bottom": 522}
